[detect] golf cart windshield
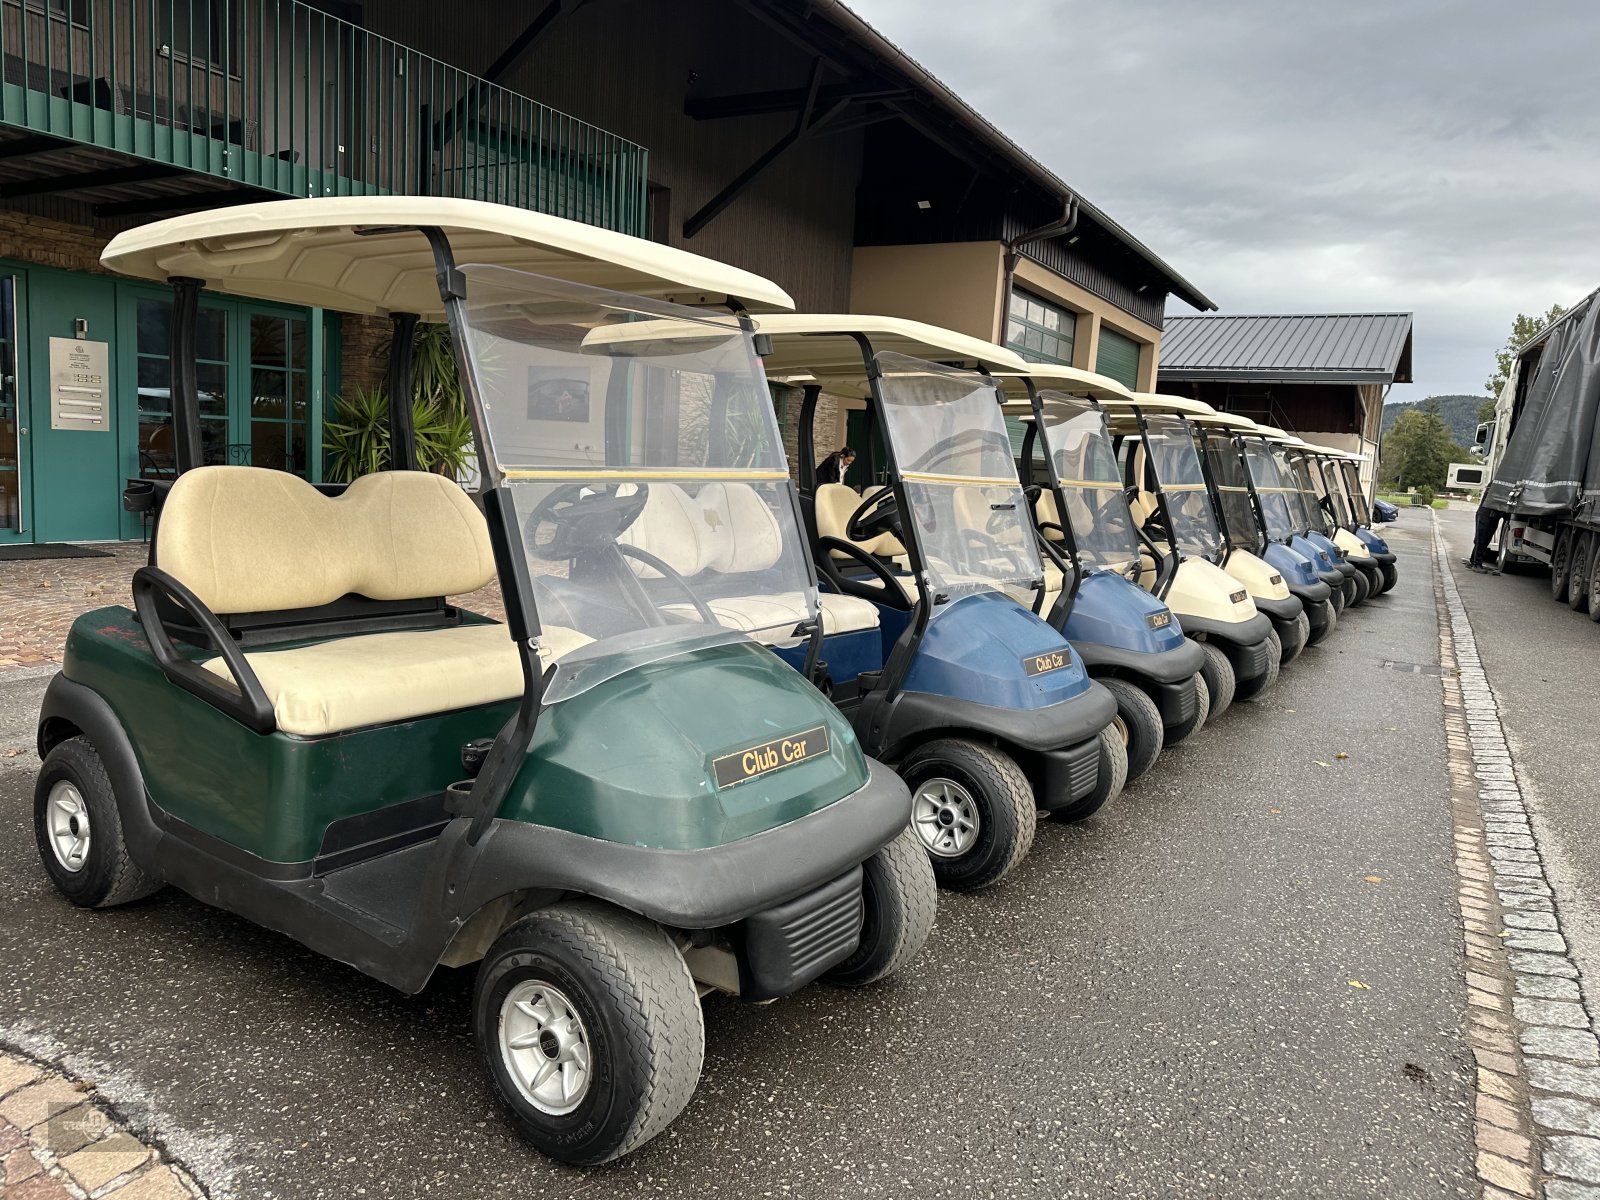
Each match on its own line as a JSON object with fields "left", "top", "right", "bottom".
{"left": 1037, "top": 392, "right": 1139, "bottom": 569}
{"left": 460, "top": 264, "right": 817, "bottom": 701}
{"left": 876, "top": 353, "right": 1043, "bottom": 606}
{"left": 1202, "top": 431, "right": 1260, "bottom": 550}
{"left": 1142, "top": 413, "right": 1223, "bottom": 560}
{"left": 1339, "top": 460, "right": 1368, "bottom": 523}
{"left": 1285, "top": 452, "right": 1333, "bottom": 536}
{"left": 1315, "top": 458, "right": 1353, "bottom": 528}
{"left": 1242, "top": 440, "right": 1299, "bottom": 541}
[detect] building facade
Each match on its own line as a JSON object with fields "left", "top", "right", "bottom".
{"left": 0, "top": 0, "right": 1208, "bottom": 545}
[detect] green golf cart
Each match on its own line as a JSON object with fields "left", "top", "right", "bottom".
{"left": 32, "top": 197, "right": 935, "bottom": 1165}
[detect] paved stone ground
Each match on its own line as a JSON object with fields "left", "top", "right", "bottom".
{"left": 0, "top": 1048, "right": 202, "bottom": 1199}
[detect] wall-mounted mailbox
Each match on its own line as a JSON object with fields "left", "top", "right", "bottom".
{"left": 49, "top": 337, "right": 110, "bottom": 432}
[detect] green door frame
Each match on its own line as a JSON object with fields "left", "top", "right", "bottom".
{"left": 0, "top": 266, "right": 31, "bottom": 544}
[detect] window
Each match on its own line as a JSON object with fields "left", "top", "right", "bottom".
{"left": 1006, "top": 289, "right": 1076, "bottom": 365}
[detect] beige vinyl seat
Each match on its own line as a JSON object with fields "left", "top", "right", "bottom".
{"left": 619, "top": 481, "right": 879, "bottom": 641}
{"left": 155, "top": 466, "right": 579, "bottom": 737}
{"left": 814, "top": 482, "right": 905, "bottom": 560}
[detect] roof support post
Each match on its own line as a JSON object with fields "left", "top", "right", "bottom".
{"left": 387, "top": 311, "right": 421, "bottom": 472}
{"left": 168, "top": 277, "right": 205, "bottom": 475}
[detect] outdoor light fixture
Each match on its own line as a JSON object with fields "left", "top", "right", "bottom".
{"left": 916, "top": 199, "right": 932, "bottom": 209}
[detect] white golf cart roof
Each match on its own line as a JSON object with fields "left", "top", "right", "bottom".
{"left": 991, "top": 362, "right": 1133, "bottom": 403}
{"left": 1188, "top": 409, "right": 1258, "bottom": 431}
{"left": 754, "top": 313, "right": 1025, "bottom": 391}
{"left": 100, "top": 196, "right": 796, "bottom": 318}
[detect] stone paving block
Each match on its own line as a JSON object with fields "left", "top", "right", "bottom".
{"left": 1529, "top": 1059, "right": 1600, "bottom": 1101}
{"left": 1511, "top": 950, "right": 1580, "bottom": 978}
{"left": 1515, "top": 998, "right": 1589, "bottom": 1029}
{"left": 1480, "top": 1067, "right": 1520, "bottom": 1102}
{"left": 105, "top": 1164, "right": 198, "bottom": 1200}
{"left": 60, "top": 1131, "right": 150, "bottom": 1193}
{"left": 1518, "top": 974, "right": 1583, "bottom": 1002}
{"left": 1493, "top": 861, "right": 1548, "bottom": 880}
{"left": 0, "top": 1058, "right": 43, "bottom": 1099}
{"left": 1547, "top": 1135, "right": 1600, "bottom": 1184}
{"left": 1477, "top": 1120, "right": 1533, "bottom": 1163}
{"left": 1526, "top": 1029, "right": 1600, "bottom": 1063}
{"left": 6, "top": 1173, "right": 76, "bottom": 1200}
{"left": 1500, "top": 894, "right": 1554, "bottom": 913}
{"left": 1475, "top": 1047, "right": 1522, "bottom": 1077}
{"left": 0, "top": 1078, "right": 88, "bottom": 1131}
{"left": 1477, "top": 1149, "right": 1538, "bottom": 1196}
{"left": 1504, "top": 910, "right": 1559, "bottom": 932}
{"left": 35, "top": 1101, "right": 109, "bottom": 1157}
{"left": 1506, "top": 930, "right": 1569, "bottom": 953}
{"left": 1496, "top": 877, "right": 1553, "bottom": 896}
{"left": 1471, "top": 986, "right": 1508, "bottom": 1010}
{"left": 1548, "top": 1180, "right": 1600, "bottom": 1200}
{"left": 5, "top": 1145, "right": 43, "bottom": 1186}
{"left": 1489, "top": 847, "right": 1541, "bottom": 863}
{"left": 1536, "top": 1096, "right": 1600, "bottom": 1137}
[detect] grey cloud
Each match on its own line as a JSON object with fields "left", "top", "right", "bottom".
{"left": 847, "top": 0, "right": 1600, "bottom": 399}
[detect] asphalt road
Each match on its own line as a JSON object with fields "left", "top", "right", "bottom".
{"left": 0, "top": 524, "right": 1476, "bottom": 1198}
{"left": 1437, "top": 508, "right": 1600, "bottom": 1038}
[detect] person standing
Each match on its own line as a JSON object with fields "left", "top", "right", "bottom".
{"left": 1464, "top": 498, "right": 1508, "bottom": 573}
{"left": 817, "top": 446, "right": 856, "bottom": 485}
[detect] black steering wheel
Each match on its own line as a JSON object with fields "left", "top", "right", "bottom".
{"left": 523, "top": 483, "right": 650, "bottom": 561}
{"left": 847, "top": 488, "right": 900, "bottom": 542}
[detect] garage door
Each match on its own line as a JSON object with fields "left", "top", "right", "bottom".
{"left": 1095, "top": 328, "right": 1141, "bottom": 389}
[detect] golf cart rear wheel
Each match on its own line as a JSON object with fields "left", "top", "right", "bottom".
{"left": 1567, "top": 535, "right": 1591, "bottom": 612}
{"left": 34, "top": 737, "right": 161, "bottom": 908}
{"left": 824, "top": 826, "right": 937, "bottom": 987}
{"left": 1197, "top": 640, "right": 1236, "bottom": 721}
{"left": 902, "top": 739, "right": 1036, "bottom": 891}
{"left": 1100, "top": 678, "right": 1164, "bottom": 782}
{"left": 1551, "top": 529, "right": 1572, "bottom": 602}
{"left": 475, "top": 901, "right": 704, "bottom": 1165}
{"left": 1237, "top": 628, "right": 1282, "bottom": 702}
{"left": 1380, "top": 561, "right": 1399, "bottom": 593}
{"left": 1163, "top": 672, "right": 1208, "bottom": 745}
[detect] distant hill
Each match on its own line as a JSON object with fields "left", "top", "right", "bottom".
{"left": 1380, "top": 395, "right": 1488, "bottom": 449}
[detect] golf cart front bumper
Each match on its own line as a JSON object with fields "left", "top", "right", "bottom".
{"left": 1303, "top": 597, "right": 1336, "bottom": 635}
{"left": 1035, "top": 735, "right": 1105, "bottom": 811}
{"left": 1288, "top": 579, "right": 1333, "bottom": 606}
{"left": 1071, "top": 637, "right": 1203, "bottom": 730}
{"left": 1251, "top": 594, "right": 1303, "bottom": 623}
{"left": 1370, "top": 550, "right": 1397, "bottom": 565}
{"left": 1315, "top": 567, "right": 1344, "bottom": 588}
{"left": 1179, "top": 611, "right": 1276, "bottom": 684}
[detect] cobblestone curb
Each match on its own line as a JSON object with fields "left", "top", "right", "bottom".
{"left": 1433, "top": 516, "right": 1600, "bottom": 1199}
{"left": 0, "top": 1047, "right": 204, "bottom": 1200}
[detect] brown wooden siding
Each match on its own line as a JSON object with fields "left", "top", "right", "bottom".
{"left": 1165, "top": 380, "right": 1366, "bottom": 437}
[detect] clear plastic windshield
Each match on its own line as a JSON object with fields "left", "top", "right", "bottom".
{"left": 875, "top": 353, "right": 1043, "bottom": 606}
{"left": 1037, "top": 392, "right": 1139, "bottom": 569}
{"left": 1243, "top": 440, "right": 1300, "bottom": 541}
{"left": 1141, "top": 413, "right": 1224, "bottom": 560}
{"left": 1339, "top": 460, "right": 1369, "bottom": 524}
{"left": 1285, "top": 452, "right": 1334, "bottom": 536}
{"left": 1315, "top": 458, "right": 1353, "bottom": 528}
{"left": 459, "top": 264, "right": 818, "bottom": 701}
{"left": 1201, "top": 431, "right": 1261, "bottom": 550}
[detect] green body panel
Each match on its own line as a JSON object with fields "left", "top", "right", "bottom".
{"left": 498, "top": 639, "right": 867, "bottom": 850}
{"left": 62, "top": 608, "right": 513, "bottom": 864}
{"left": 61, "top": 610, "right": 868, "bottom": 861}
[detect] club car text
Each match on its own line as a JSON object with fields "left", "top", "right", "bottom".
{"left": 1023, "top": 650, "right": 1070, "bottom": 678}
{"left": 712, "top": 726, "right": 831, "bottom": 789}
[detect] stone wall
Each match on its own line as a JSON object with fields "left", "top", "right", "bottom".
{"left": 0, "top": 210, "right": 112, "bottom": 275}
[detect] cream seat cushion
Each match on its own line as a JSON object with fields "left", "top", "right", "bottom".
{"left": 201, "top": 623, "right": 592, "bottom": 737}
{"left": 660, "top": 591, "right": 879, "bottom": 640}
{"left": 1035, "top": 490, "right": 1066, "bottom": 542}
{"left": 158, "top": 466, "right": 497, "bottom": 614}
{"left": 815, "top": 483, "right": 904, "bottom": 559}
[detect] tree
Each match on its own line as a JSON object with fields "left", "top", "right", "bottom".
{"left": 1379, "top": 408, "right": 1458, "bottom": 491}
{"left": 1478, "top": 396, "right": 1497, "bottom": 424}
{"left": 1486, "top": 304, "right": 1566, "bottom": 398}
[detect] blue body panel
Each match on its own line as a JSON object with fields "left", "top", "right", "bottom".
{"left": 902, "top": 591, "right": 1093, "bottom": 710}
{"left": 771, "top": 627, "right": 882, "bottom": 687}
{"left": 1062, "top": 570, "right": 1187, "bottom": 655}
{"left": 1293, "top": 532, "right": 1340, "bottom": 569}
{"left": 1264, "top": 541, "right": 1320, "bottom": 588}
{"left": 1356, "top": 526, "right": 1391, "bottom": 555}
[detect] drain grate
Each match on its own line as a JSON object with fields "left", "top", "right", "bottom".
{"left": 1382, "top": 659, "right": 1444, "bottom": 676}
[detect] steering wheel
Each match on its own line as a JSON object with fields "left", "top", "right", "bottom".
{"left": 846, "top": 487, "right": 901, "bottom": 542}
{"left": 523, "top": 483, "right": 650, "bottom": 561}
{"left": 616, "top": 545, "right": 722, "bottom": 626}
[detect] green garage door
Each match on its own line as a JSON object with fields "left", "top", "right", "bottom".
{"left": 1095, "top": 327, "right": 1142, "bottom": 390}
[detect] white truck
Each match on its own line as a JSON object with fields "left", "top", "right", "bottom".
{"left": 1477, "top": 287, "right": 1600, "bottom": 612}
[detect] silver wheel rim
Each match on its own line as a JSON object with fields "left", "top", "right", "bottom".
{"left": 45, "top": 781, "right": 91, "bottom": 873}
{"left": 912, "top": 777, "right": 980, "bottom": 858}
{"left": 499, "top": 981, "right": 592, "bottom": 1115}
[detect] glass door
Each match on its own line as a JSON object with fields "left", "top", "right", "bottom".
{"left": 245, "top": 310, "right": 310, "bottom": 476}
{"left": 0, "top": 274, "right": 27, "bottom": 540}
{"left": 132, "top": 294, "right": 231, "bottom": 475}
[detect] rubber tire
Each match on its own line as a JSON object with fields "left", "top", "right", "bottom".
{"left": 1567, "top": 535, "right": 1590, "bottom": 612}
{"left": 1161, "top": 672, "right": 1208, "bottom": 745}
{"left": 1197, "top": 640, "right": 1236, "bottom": 722}
{"left": 824, "top": 826, "right": 937, "bottom": 987}
{"left": 34, "top": 737, "right": 162, "bottom": 908}
{"left": 1305, "top": 600, "right": 1337, "bottom": 646}
{"left": 1380, "top": 561, "right": 1399, "bottom": 593}
{"left": 1101, "top": 677, "right": 1164, "bottom": 783}
{"left": 1588, "top": 549, "right": 1600, "bottom": 622}
{"left": 1361, "top": 564, "right": 1384, "bottom": 600}
{"left": 1237, "top": 628, "right": 1282, "bottom": 702}
{"left": 1277, "top": 611, "right": 1309, "bottom": 665}
{"left": 901, "top": 739, "right": 1036, "bottom": 891}
{"left": 1050, "top": 725, "right": 1128, "bottom": 824}
{"left": 1344, "top": 571, "right": 1366, "bottom": 608}
{"left": 1551, "top": 528, "right": 1572, "bottom": 603}
{"left": 474, "top": 901, "right": 704, "bottom": 1166}
{"left": 1328, "top": 579, "right": 1346, "bottom": 615}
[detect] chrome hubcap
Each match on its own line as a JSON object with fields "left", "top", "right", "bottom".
{"left": 499, "top": 982, "right": 591, "bottom": 1115}
{"left": 912, "top": 777, "right": 980, "bottom": 858}
{"left": 45, "top": 781, "right": 91, "bottom": 873}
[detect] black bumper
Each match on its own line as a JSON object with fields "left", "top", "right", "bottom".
{"left": 740, "top": 864, "right": 865, "bottom": 1000}
{"left": 1288, "top": 579, "right": 1332, "bottom": 605}
{"left": 1251, "top": 594, "right": 1304, "bottom": 623}
{"left": 1304, "top": 597, "right": 1336, "bottom": 634}
{"left": 869, "top": 680, "right": 1117, "bottom": 762}
{"left": 1177, "top": 610, "right": 1273, "bottom": 649}
{"left": 1036, "top": 735, "right": 1104, "bottom": 809}
{"left": 1149, "top": 674, "right": 1198, "bottom": 729}
{"left": 1333, "top": 559, "right": 1356, "bottom": 579}
{"left": 1222, "top": 633, "right": 1275, "bottom": 684}
{"left": 1073, "top": 635, "right": 1205, "bottom": 686}
{"left": 1370, "top": 551, "right": 1397, "bottom": 565}
{"left": 1315, "top": 568, "right": 1344, "bottom": 588}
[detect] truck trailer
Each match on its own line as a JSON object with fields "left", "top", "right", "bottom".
{"left": 1479, "top": 287, "right": 1600, "bottom": 614}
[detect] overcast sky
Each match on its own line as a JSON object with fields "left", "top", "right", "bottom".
{"left": 846, "top": 0, "right": 1600, "bottom": 404}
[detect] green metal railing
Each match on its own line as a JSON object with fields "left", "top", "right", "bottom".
{"left": 0, "top": 0, "right": 650, "bottom": 233}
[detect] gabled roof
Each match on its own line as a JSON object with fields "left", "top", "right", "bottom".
{"left": 1158, "top": 313, "right": 1414, "bottom": 385}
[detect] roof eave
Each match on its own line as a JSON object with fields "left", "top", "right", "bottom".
{"left": 1157, "top": 369, "right": 1400, "bottom": 386}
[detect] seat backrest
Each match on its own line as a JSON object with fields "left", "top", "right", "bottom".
{"left": 157, "top": 466, "right": 497, "bottom": 615}
{"left": 616, "top": 483, "right": 707, "bottom": 579}
{"left": 698, "top": 482, "right": 784, "bottom": 575}
{"left": 1035, "top": 489, "right": 1066, "bottom": 541}
{"left": 815, "top": 482, "right": 904, "bottom": 559}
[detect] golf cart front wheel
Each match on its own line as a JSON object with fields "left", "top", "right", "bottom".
{"left": 1100, "top": 678, "right": 1164, "bottom": 782}
{"left": 902, "top": 738, "right": 1036, "bottom": 891}
{"left": 475, "top": 901, "right": 704, "bottom": 1165}
{"left": 1236, "top": 629, "right": 1282, "bottom": 702}
{"left": 1346, "top": 570, "right": 1368, "bottom": 607}
{"left": 1277, "top": 612, "right": 1309, "bottom": 665}
{"left": 34, "top": 737, "right": 162, "bottom": 908}
{"left": 1328, "top": 580, "right": 1346, "bottom": 615}
{"left": 1162, "top": 672, "right": 1208, "bottom": 745}
{"left": 1361, "top": 564, "right": 1384, "bottom": 599}
{"left": 825, "top": 826, "right": 937, "bottom": 987}
{"left": 1380, "top": 561, "right": 1399, "bottom": 593}
{"left": 1197, "top": 641, "right": 1237, "bottom": 721}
